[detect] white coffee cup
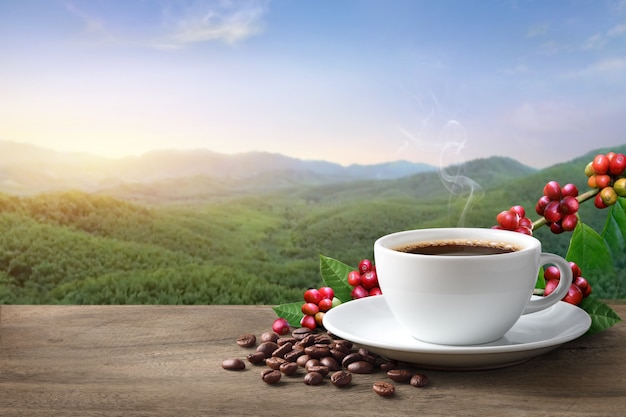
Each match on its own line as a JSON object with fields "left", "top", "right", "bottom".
{"left": 374, "top": 227, "right": 573, "bottom": 345}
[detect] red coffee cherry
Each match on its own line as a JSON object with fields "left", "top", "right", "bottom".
{"left": 347, "top": 270, "right": 361, "bottom": 286}
{"left": 543, "top": 201, "right": 562, "bottom": 223}
{"left": 569, "top": 262, "right": 582, "bottom": 279}
{"left": 558, "top": 196, "right": 579, "bottom": 215}
{"left": 318, "top": 298, "right": 333, "bottom": 312}
{"left": 300, "top": 314, "right": 317, "bottom": 330}
{"left": 594, "top": 192, "right": 608, "bottom": 209}
{"left": 606, "top": 151, "right": 617, "bottom": 162}
{"left": 544, "top": 265, "right": 561, "bottom": 281}
{"left": 549, "top": 222, "right": 564, "bottom": 234}
{"left": 361, "top": 270, "right": 379, "bottom": 290}
{"left": 510, "top": 205, "right": 526, "bottom": 218}
{"left": 544, "top": 279, "right": 559, "bottom": 296}
{"left": 595, "top": 174, "right": 612, "bottom": 189}
{"left": 592, "top": 154, "right": 610, "bottom": 175}
{"left": 302, "top": 302, "right": 319, "bottom": 316}
{"left": 350, "top": 285, "right": 369, "bottom": 299}
{"left": 303, "top": 288, "right": 323, "bottom": 305}
{"left": 561, "top": 214, "right": 578, "bottom": 231}
{"left": 369, "top": 287, "right": 383, "bottom": 296}
{"left": 543, "top": 181, "right": 562, "bottom": 200}
{"left": 496, "top": 210, "right": 519, "bottom": 230}
{"left": 318, "top": 286, "right": 334, "bottom": 300}
{"left": 563, "top": 284, "right": 583, "bottom": 305}
{"left": 609, "top": 153, "right": 626, "bottom": 176}
{"left": 561, "top": 183, "right": 579, "bottom": 197}
{"left": 272, "top": 318, "right": 290, "bottom": 335}
{"left": 358, "top": 259, "right": 373, "bottom": 274}
{"left": 574, "top": 276, "right": 589, "bottom": 295}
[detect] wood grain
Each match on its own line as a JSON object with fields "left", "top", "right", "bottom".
{"left": 1, "top": 304, "right": 624, "bottom": 417}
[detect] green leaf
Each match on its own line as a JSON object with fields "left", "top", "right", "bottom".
{"left": 272, "top": 301, "right": 304, "bottom": 327}
{"left": 535, "top": 267, "right": 546, "bottom": 289}
{"left": 566, "top": 221, "right": 613, "bottom": 277}
{"left": 578, "top": 296, "right": 622, "bottom": 335}
{"left": 319, "top": 254, "right": 355, "bottom": 303}
{"left": 601, "top": 196, "right": 626, "bottom": 262}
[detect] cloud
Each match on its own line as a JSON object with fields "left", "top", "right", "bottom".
{"left": 64, "top": 1, "right": 108, "bottom": 36}
{"left": 159, "top": 0, "right": 268, "bottom": 48}
{"left": 566, "top": 57, "right": 626, "bottom": 78}
{"left": 607, "top": 22, "right": 626, "bottom": 36}
{"left": 527, "top": 23, "right": 549, "bottom": 38}
{"left": 582, "top": 21, "right": 626, "bottom": 50}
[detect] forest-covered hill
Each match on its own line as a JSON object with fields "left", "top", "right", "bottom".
{"left": 1, "top": 146, "right": 625, "bottom": 304}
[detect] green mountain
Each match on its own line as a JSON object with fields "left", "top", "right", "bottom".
{"left": 1, "top": 146, "right": 625, "bottom": 304}
{"left": 0, "top": 141, "right": 435, "bottom": 196}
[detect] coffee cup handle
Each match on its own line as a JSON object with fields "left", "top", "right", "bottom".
{"left": 523, "top": 253, "right": 573, "bottom": 314}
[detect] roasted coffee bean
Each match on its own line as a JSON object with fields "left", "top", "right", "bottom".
{"left": 277, "top": 337, "right": 297, "bottom": 346}
{"left": 330, "top": 348, "right": 348, "bottom": 362}
{"left": 291, "top": 327, "right": 312, "bottom": 340}
{"left": 265, "top": 357, "right": 286, "bottom": 370}
{"left": 246, "top": 352, "right": 266, "bottom": 365}
{"left": 346, "top": 360, "right": 374, "bottom": 374}
{"left": 279, "top": 361, "right": 299, "bottom": 376}
{"left": 297, "top": 334, "right": 316, "bottom": 348}
{"left": 296, "top": 354, "right": 311, "bottom": 367}
{"left": 236, "top": 333, "right": 256, "bottom": 348}
{"left": 304, "top": 371, "right": 324, "bottom": 386}
{"left": 314, "top": 334, "right": 333, "bottom": 344}
{"left": 256, "top": 341, "right": 279, "bottom": 358}
{"left": 379, "top": 361, "right": 398, "bottom": 372}
{"left": 373, "top": 381, "right": 395, "bottom": 397}
{"left": 304, "top": 358, "right": 321, "bottom": 371}
{"left": 272, "top": 342, "right": 293, "bottom": 359}
{"left": 291, "top": 343, "right": 305, "bottom": 351}
{"left": 304, "top": 345, "right": 330, "bottom": 359}
{"left": 341, "top": 352, "right": 362, "bottom": 368}
{"left": 410, "top": 373, "right": 430, "bottom": 388}
{"left": 221, "top": 358, "right": 245, "bottom": 371}
{"left": 333, "top": 339, "right": 353, "bottom": 350}
{"left": 284, "top": 348, "right": 305, "bottom": 362}
{"left": 260, "top": 332, "right": 279, "bottom": 343}
{"left": 261, "top": 369, "right": 282, "bottom": 385}
{"left": 320, "top": 356, "right": 340, "bottom": 371}
{"left": 387, "top": 369, "right": 412, "bottom": 383}
{"left": 358, "top": 348, "right": 378, "bottom": 364}
{"left": 330, "top": 370, "right": 352, "bottom": 388}
{"left": 306, "top": 365, "right": 329, "bottom": 377}
{"left": 330, "top": 342, "right": 351, "bottom": 355}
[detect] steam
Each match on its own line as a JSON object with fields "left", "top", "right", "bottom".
{"left": 436, "top": 121, "right": 484, "bottom": 226}
{"left": 397, "top": 92, "right": 485, "bottom": 227}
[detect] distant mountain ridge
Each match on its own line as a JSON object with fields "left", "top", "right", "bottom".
{"left": 0, "top": 140, "right": 543, "bottom": 199}
{"left": 0, "top": 141, "right": 438, "bottom": 194}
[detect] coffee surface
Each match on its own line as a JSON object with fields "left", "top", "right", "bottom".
{"left": 395, "top": 240, "right": 519, "bottom": 256}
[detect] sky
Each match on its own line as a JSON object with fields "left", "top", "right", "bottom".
{"left": 1, "top": 0, "right": 625, "bottom": 168}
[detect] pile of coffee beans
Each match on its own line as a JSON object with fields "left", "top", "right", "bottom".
{"left": 221, "top": 326, "right": 430, "bottom": 397}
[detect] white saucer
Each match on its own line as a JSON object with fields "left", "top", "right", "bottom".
{"left": 323, "top": 295, "right": 591, "bottom": 370}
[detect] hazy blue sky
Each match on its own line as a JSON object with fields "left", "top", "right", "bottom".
{"left": 1, "top": 0, "right": 625, "bottom": 168}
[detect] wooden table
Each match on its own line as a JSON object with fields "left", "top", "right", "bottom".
{"left": 1, "top": 304, "right": 624, "bottom": 417}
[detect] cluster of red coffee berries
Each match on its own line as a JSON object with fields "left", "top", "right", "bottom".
{"left": 347, "top": 259, "right": 382, "bottom": 299}
{"left": 493, "top": 205, "right": 534, "bottom": 235}
{"left": 535, "top": 181, "right": 580, "bottom": 234}
{"left": 585, "top": 152, "right": 626, "bottom": 209}
{"left": 300, "top": 286, "right": 338, "bottom": 330}
{"left": 543, "top": 261, "right": 591, "bottom": 306}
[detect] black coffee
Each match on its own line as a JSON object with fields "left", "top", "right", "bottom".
{"left": 395, "top": 240, "right": 519, "bottom": 256}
